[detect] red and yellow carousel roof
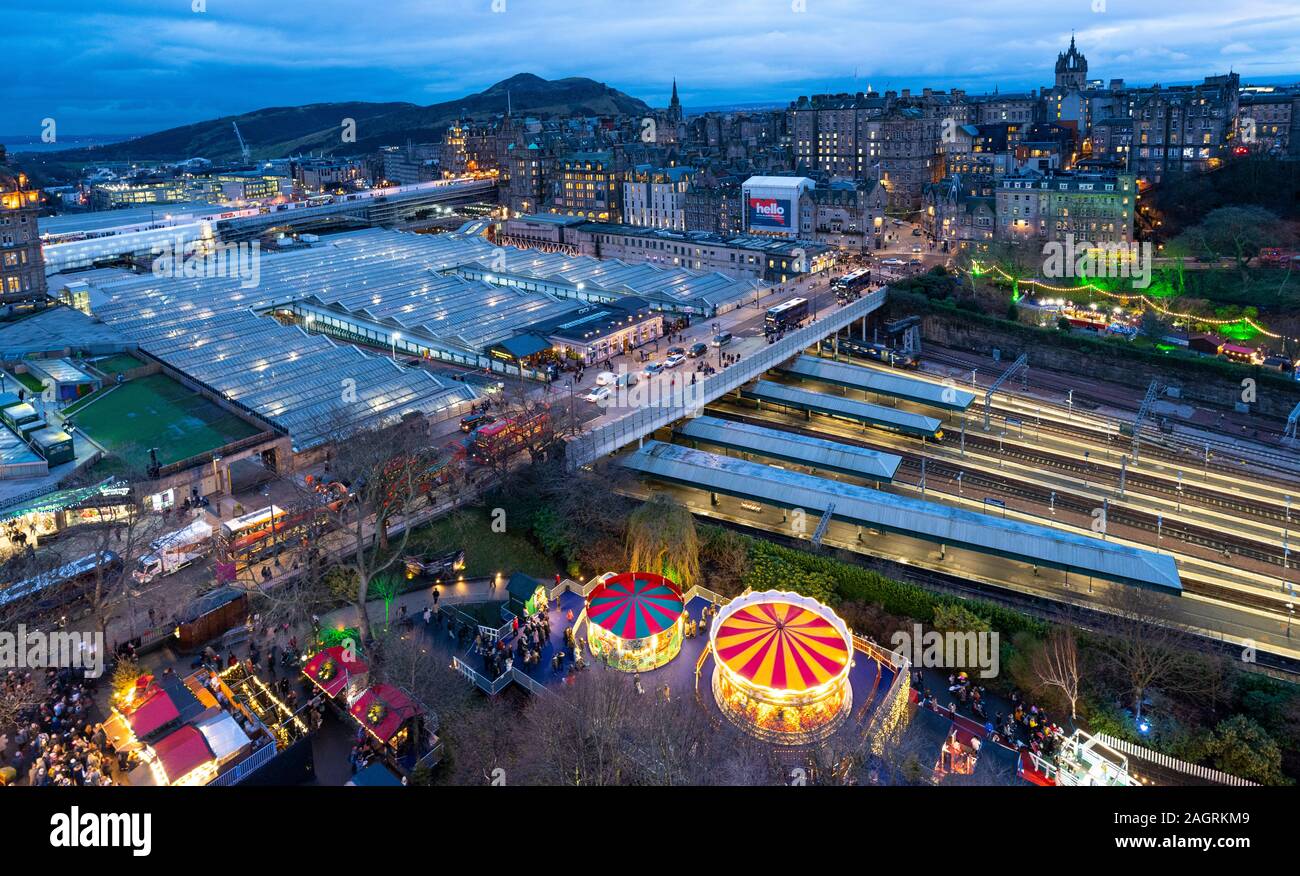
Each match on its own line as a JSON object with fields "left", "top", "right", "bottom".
{"left": 586, "top": 572, "right": 684, "bottom": 640}
{"left": 713, "top": 596, "right": 851, "bottom": 692}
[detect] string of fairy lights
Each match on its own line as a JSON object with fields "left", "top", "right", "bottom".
{"left": 965, "top": 260, "right": 1289, "bottom": 342}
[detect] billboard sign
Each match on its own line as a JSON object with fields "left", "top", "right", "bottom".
{"left": 748, "top": 196, "right": 793, "bottom": 231}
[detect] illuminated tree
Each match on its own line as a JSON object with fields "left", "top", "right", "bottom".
{"left": 626, "top": 494, "right": 700, "bottom": 589}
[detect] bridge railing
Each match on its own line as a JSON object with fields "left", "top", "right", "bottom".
{"left": 563, "top": 289, "right": 886, "bottom": 470}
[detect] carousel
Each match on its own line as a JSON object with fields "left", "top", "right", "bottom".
{"left": 585, "top": 572, "right": 685, "bottom": 672}
{"left": 709, "top": 590, "right": 854, "bottom": 744}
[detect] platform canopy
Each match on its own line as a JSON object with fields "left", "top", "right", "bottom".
{"left": 586, "top": 572, "right": 684, "bottom": 640}
{"left": 622, "top": 442, "right": 1182, "bottom": 593}
{"left": 674, "top": 415, "right": 900, "bottom": 482}
{"left": 744, "top": 380, "right": 943, "bottom": 435}
{"left": 782, "top": 354, "right": 976, "bottom": 412}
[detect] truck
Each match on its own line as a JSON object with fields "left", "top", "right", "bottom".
{"left": 133, "top": 519, "right": 214, "bottom": 583}
{"left": 403, "top": 548, "right": 466, "bottom": 583}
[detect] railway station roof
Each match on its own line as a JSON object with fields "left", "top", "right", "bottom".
{"left": 82, "top": 248, "right": 478, "bottom": 452}
{"left": 674, "top": 415, "right": 901, "bottom": 482}
{"left": 744, "top": 380, "right": 944, "bottom": 437}
{"left": 622, "top": 441, "right": 1181, "bottom": 593}
{"left": 781, "top": 355, "right": 976, "bottom": 412}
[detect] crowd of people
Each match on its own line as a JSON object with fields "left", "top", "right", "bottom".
{"left": 1, "top": 667, "right": 115, "bottom": 787}
{"left": 913, "top": 669, "right": 1066, "bottom": 760}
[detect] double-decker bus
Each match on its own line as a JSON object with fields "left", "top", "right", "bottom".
{"left": 764, "top": 297, "right": 810, "bottom": 334}
{"left": 833, "top": 269, "right": 872, "bottom": 303}
{"left": 471, "top": 411, "right": 550, "bottom": 465}
{"left": 218, "top": 487, "right": 347, "bottom": 564}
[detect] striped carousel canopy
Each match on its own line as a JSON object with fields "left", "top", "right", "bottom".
{"left": 714, "top": 596, "right": 851, "bottom": 692}
{"left": 586, "top": 572, "right": 684, "bottom": 640}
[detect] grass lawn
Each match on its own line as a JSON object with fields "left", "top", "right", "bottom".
{"left": 66, "top": 373, "right": 261, "bottom": 465}
{"left": 407, "top": 509, "right": 554, "bottom": 579}
{"left": 93, "top": 353, "right": 144, "bottom": 375}
{"left": 10, "top": 370, "right": 44, "bottom": 393}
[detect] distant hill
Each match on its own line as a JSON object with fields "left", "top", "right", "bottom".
{"left": 38, "top": 74, "right": 653, "bottom": 164}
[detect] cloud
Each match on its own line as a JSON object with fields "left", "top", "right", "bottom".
{"left": 4, "top": 0, "right": 1299, "bottom": 135}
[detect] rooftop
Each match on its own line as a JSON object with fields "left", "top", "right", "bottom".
{"left": 623, "top": 441, "right": 1182, "bottom": 593}
{"left": 674, "top": 415, "right": 901, "bottom": 482}
{"left": 781, "top": 355, "right": 976, "bottom": 412}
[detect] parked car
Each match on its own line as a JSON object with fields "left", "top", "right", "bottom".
{"left": 460, "top": 412, "right": 494, "bottom": 433}
{"left": 911, "top": 228, "right": 922, "bottom": 236}
{"left": 595, "top": 371, "right": 617, "bottom": 386}
{"left": 688, "top": 342, "right": 709, "bottom": 358}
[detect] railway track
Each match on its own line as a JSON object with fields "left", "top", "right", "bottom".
{"left": 920, "top": 347, "right": 1300, "bottom": 479}
{"left": 703, "top": 514, "right": 1300, "bottom": 679}
{"left": 711, "top": 407, "right": 1293, "bottom": 574}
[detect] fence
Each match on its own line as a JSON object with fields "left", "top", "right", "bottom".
{"left": 451, "top": 655, "right": 514, "bottom": 695}
{"left": 210, "top": 738, "right": 277, "bottom": 786}
{"left": 563, "top": 289, "right": 886, "bottom": 470}
{"left": 854, "top": 634, "right": 912, "bottom": 751}
{"left": 1095, "top": 733, "right": 1259, "bottom": 787}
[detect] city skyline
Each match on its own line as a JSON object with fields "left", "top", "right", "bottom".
{"left": 7, "top": 0, "right": 1300, "bottom": 136}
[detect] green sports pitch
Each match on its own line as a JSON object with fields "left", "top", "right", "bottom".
{"left": 67, "top": 373, "right": 261, "bottom": 465}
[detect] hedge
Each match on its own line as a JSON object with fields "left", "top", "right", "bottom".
{"left": 741, "top": 538, "right": 1048, "bottom": 638}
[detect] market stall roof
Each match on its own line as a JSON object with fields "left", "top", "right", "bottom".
{"left": 151, "top": 725, "right": 214, "bottom": 784}
{"left": 176, "top": 586, "right": 245, "bottom": 624}
{"left": 125, "top": 684, "right": 180, "bottom": 740}
{"left": 195, "top": 710, "right": 252, "bottom": 763}
{"left": 303, "top": 645, "right": 369, "bottom": 699}
{"left": 348, "top": 762, "right": 404, "bottom": 787}
{"left": 506, "top": 572, "right": 544, "bottom": 602}
{"left": 350, "top": 684, "right": 418, "bottom": 744}
{"left": 585, "top": 572, "right": 684, "bottom": 640}
{"left": 713, "top": 593, "right": 851, "bottom": 693}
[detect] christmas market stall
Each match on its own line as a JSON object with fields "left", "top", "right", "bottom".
{"left": 709, "top": 590, "right": 854, "bottom": 744}
{"left": 506, "top": 571, "right": 548, "bottom": 618}
{"left": 584, "top": 572, "right": 685, "bottom": 672}
{"left": 348, "top": 683, "right": 443, "bottom": 773}
{"left": 302, "top": 645, "right": 369, "bottom": 703}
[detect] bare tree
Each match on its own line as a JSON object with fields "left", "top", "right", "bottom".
{"left": 1096, "top": 586, "right": 1194, "bottom": 722}
{"left": 1030, "top": 626, "right": 1082, "bottom": 721}
{"left": 322, "top": 414, "right": 447, "bottom": 648}
{"left": 62, "top": 447, "right": 170, "bottom": 644}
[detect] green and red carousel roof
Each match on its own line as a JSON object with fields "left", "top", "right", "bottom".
{"left": 586, "top": 572, "right": 684, "bottom": 640}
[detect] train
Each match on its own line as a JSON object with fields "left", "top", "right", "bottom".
{"left": 819, "top": 336, "right": 917, "bottom": 369}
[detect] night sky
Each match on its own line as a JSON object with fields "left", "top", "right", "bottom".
{"left": 7, "top": 0, "right": 1299, "bottom": 136}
